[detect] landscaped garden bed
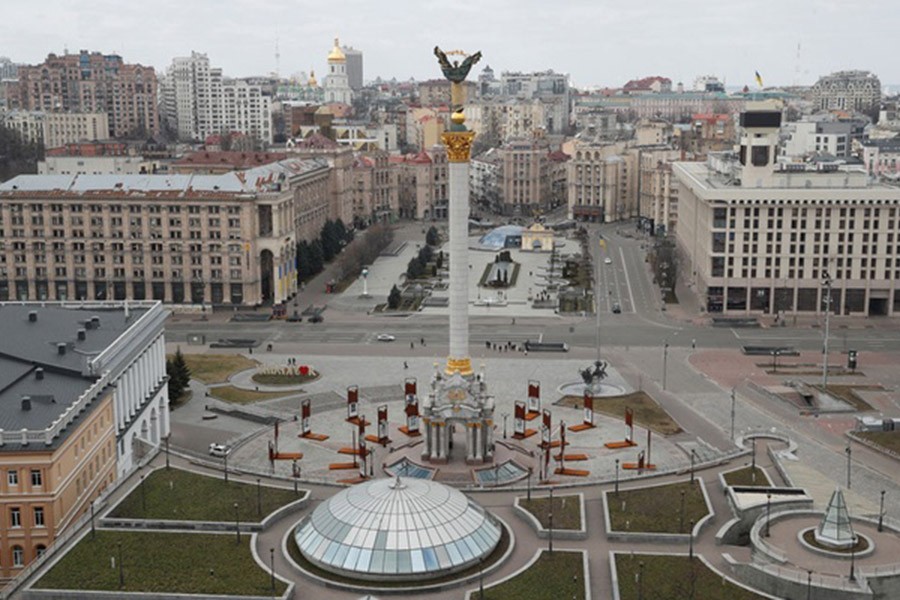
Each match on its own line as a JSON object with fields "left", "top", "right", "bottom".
{"left": 557, "top": 391, "right": 682, "bottom": 435}
{"left": 518, "top": 494, "right": 582, "bottom": 530}
{"left": 608, "top": 480, "right": 708, "bottom": 534}
{"left": 109, "top": 468, "right": 301, "bottom": 522}
{"left": 614, "top": 553, "right": 767, "bottom": 600}
{"left": 471, "top": 550, "right": 585, "bottom": 600}
{"left": 35, "top": 530, "right": 287, "bottom": 596}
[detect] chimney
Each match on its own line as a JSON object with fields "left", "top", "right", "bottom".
{"left": 77, "top": 328, "right": 86, "bottom": 341}
{"left": 57, "top": 343, "right": 67, "bottom": 355}
{"left": 28, "top": 311, "right": 38, "bottom": 322}
{"left": 35, "top": 368, "right": 44, "bottom": 380}
{"left": 21, "top": 397, "right": 31, "bottom": 411}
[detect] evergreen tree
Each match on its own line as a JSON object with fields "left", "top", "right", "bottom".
{"left": 321, "top": 220, "right": 339, "bottom": 261}
{"left": 426, "top": 225, "right": 439, "bottom": 247}
{"left": 166, "top": 359, "right": 183, "bottom": 401}
{"left": 388, "top": 284, "right": 402, "bottom": 309}
{"left": 309, "top": 239, "right": 325, "bottom": 274}
{"left": 172, "top": 348, "right": 191, "bottom": 390}
{"left": 407, "top": 256, "right": 424, "bottom": 279}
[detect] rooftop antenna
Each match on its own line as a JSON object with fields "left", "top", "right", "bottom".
{"left": 275, "top": 33, "right": 281, "bottom": 79}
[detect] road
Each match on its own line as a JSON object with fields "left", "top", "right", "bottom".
{"left": 166, "top": 220, "right": 900, "bottom": 355}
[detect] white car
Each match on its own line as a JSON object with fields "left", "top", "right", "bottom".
{"left": 376, "top": 334, "right": 396, "bottom": 342}
{"left": 208, "top": 443, "right": 229, "bottom": 457}
{"left": 604, "top": 257, "right": 613, "bottom": 265}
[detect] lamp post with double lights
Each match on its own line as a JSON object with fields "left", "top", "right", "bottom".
{"left": 822, "top": 271, "right": 833, "bottom": 388}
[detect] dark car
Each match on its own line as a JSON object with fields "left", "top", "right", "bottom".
{"left": 612, "top": 302, "right": 621, "bottom": 314}
{"left": 286, "top": 315, "right": 303, "bottom": 323}
{"left": 308, "top": 314, "right": 324, "bottom": 323}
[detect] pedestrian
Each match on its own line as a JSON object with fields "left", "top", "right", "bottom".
{"left": 403, "top": 361, "right": 409, "bottom": 369}
{"left": 421, "top": 337, "right": 425, "bottom": 346}
{"left": 691, "top": 339, "right": 696, "bottom": 350}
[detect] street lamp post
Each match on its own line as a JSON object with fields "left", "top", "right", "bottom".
{"left": 615, "top": 459, "right": 620, "bottom": 496}
{"left": 224, "top": 452, "right": 229, "bottom": 484}
{"left": 269, "top": 547, "right": 275, "bottom": 594}
{"left": 637, "top": 561, "right": 644, "bottom": 600}
{"left": 140, "top": 473, "right": 146, "bottom": 514}
{"left": 845, "top": 443, "right": 852, "bottom": 490}
{"left": 849, "top": 535, "right": 858, "bottom": 581}
{"left": 90, "top": 500, "right": 95, "bottom": 538}
{"left": 118, "top": 541, "right": 124, "bottom": 588}
{"left": 688, "top": 519, "right": 694, "bottom": 559}
{"left": 527, "top": 467, "right": 532, "bottom": 502}
{"left": 822, "top": 272, "right": 832, "bottom": 388}
{"left": 502, "top": 413, "right": 508, "bottom": 439}
{"left": 680, "top": 489, "right": 686, "bottom": 533}
{"left": 730, "top": 387, "right": 736, "bottom": 442}
{"left": 765, "top": 493, "right": 772, "bottom": 537}
{"left": 807, "top": 570, "right": 813, "bottom": 600}
{"left": 662, "top": 342, "right": 669, "bottom": 390}
{"left": 751, "top": 438, "right": 757, "bottom": 473}
{"left": 234, "top": 502, "right": 240, "bottom": 544}
{"left": 548, "top": 487, "right": 554, "bottom": 554}
{"left": 165, "top": 435, "right": 170, "bottom": 470}
{"left": 257, "top": 478, "right": 262, "bottom": 518}
{"left": 690, "top": 449, "right": 696, "bottom": 483}
{"left": 879, "top": 490, "right": 886, "bottom": 532}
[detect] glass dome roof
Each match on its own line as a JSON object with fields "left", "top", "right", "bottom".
{"left": 294, "top": 476, "right": 502, "bottom": 581}
{"left": 478, "top": 225, "right": 524, "bottom": 250}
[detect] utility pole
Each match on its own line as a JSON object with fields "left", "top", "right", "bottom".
{"left": 662, "top": 342, "right": 669, "bottom": 390}
{"left": 730, "top": 387, "right": 736, "bottom": 442}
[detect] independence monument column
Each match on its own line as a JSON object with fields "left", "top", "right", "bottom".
{"left": 434, "top": 46, "right": 481, "bottom": 377}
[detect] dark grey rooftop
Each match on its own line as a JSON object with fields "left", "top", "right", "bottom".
{"left": 0, "top": 303, "right": 151, "bottom": 450}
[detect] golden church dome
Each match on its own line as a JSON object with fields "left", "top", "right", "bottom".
{"left": 308, "top": 69, "right": 318, "bottom": 87}
{"left": 327, "top": 38, "right": 345, "bottom": 62}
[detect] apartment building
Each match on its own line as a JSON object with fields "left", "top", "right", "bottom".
{"left": 0, "top": 301, "right": 168, "bottom": 579}
{"left": 674, "top": 106, "right": 900, "bottom": 316}
{"left": 859, "top": 139, "right": 900, "bottom": 179}
{"left": 567, "top": 141, "right": 636, "bottom": 222}
{"left": 3, "top": 111, "right": 110, "bottom": 149}
{"left": 16, "top": 52, "right": 159, "bottom": 138}
{"left": 391, "top": 146, "right": 448, "bottom": 220}
{"left": 351, "top": 151, "right": 397, "bottom": 224}
{"left": 811, "top": 70, "right": 881, "bottom": 116}
{"left": 0, "top": 159, "right": 330, "bottom": 306}
{"left": 160, "top": 52, "right": 272, "bottom": 144}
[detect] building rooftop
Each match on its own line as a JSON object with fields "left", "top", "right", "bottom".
{"left": 0, "top": 158, "right": 328, "bottom": 198}
{"left": 0, "top": 303, "right": 157, "bottom": 450}
{"left": 173, "top": 151, "right": 288, "bottom": 170}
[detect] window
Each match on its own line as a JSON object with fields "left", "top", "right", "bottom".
{"left": 31, "top": 469, "right": 42, "bottom": 487}
{"left": 10, "top": 507, "right": 21, "bottom": 527}
{"left": 7, "top": 470, "right": 18, "bottom": 486}
{"left": 12, "top": 546, "right": 23, "bottom": 567}
{"left": 35, "top": 545, "right": 46, "bottom": 558}
{"left": 34, "top": 507, "right": 44, "bottom": 527}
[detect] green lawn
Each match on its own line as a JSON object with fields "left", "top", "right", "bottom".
{"left": 35, "top": 530, "right": 287, "bottom": 596}
{"left": 170, "top": 354, "right": 259, "bottom": 384}
{"left": 519, "top": 495, "right": 582, "bottom": 530}
{"left": 472, "top": 551, "right": 584, "bottom": 600}
{"left": 615, "top": 554, "right": 766, "bottom": 600}
{"left": 109, "top": 468, "right": 301, "bottom": 522}
{"left": 723, "top": 466, "right": 772, "bottom": 487}
{"left": 608, "top": 480, "right": 708, "bottom": 533}
{"left": 557, "top": 391, "right": 682, "bottom": 435}
{"left": 857, "top": 430, "right": 900, "bottom": 454}
{"left": 209, "top": 385, "right": 289, "bottom": 404}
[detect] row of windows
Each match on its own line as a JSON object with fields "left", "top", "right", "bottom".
{"left": 1, "top": 544, "right": 45, "bottom": 568}
{"left": 4, "top": 203, "right": 243, "bottom": 215}
{"left": 6, "top": 469, "right": 42, "bottom": 487}
{"left": 8, "top": 506, "right": 45, "bottom": 528}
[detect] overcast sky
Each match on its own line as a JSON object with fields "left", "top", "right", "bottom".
{"left": 2, "top": 0, "right": 898, "bottom": 89}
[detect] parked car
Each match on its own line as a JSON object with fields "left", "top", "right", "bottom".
{"left": 286, "top": 315, "right": 303, "bottom": 323}
{"left": 309, "top": 314, "right": 324, "bottom": 323}
{"left": 612, "top": 302, "right": 621, "bottom": 314}
{"left": 604, "top": 257, "right": 613, "bottom": 265}
{"left": 376, "top": 334, "right": 396, "bottom": 342}
{"left": 208, "top": 443, "right": 229, "bottom": 457}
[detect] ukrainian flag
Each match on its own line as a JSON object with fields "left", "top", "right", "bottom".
{"left": 755, "top": 71, "right": 764, "bottom": 88}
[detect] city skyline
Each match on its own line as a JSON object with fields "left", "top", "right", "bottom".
{"left": 2, "top": 0, "right": 899, "bottom": 89}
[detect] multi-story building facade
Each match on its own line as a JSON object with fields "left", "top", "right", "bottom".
{"left": 416, "top": 80, "right": 477, "bottom": 108}
{"left": 391, "top": 146, "right": 448, "bottom": 220}
{"left": 160, "top": 52, "right": 272, "bottom": 144}
{"left": 37, "top": 155, "right": 154, "bottom": 176}
{"left": 636, "top": 147, "right": 682, "bottom": 235}
{"left": 3, "top": 111, "right": 110, "bottom": 149}
{"left": 16, "top": 52, "right": 159, "bottom": 138}
{"left": 406, "top": 107, "right": 447, "bottom": 152}
{"left": 567, "top": 141, "right": 636, "bottom": 222}
{"left": 811, "top": 70, "right": 881, "bottom": 116}
{"left": 351, "top": 151, "right": 397, "bottom": 224}
{"left": 0, "top": 57, "right": 18, "bottom": 80}
{"left": 498, "top": 140, "right": 551, "bottom": 217}
{"left": 780, "top": 118, "right": 866, "bottom": 159}
{"left": 0, "top": 159, "right": 331, "bottom": 306}
{"left": 578, "top": 92, "right": 745, "bottom": 123}
{"left": 342, "top": 46, "right": 363, "bottom": 92}
{"left": 500, "top": 70, "right": 570, "bottom": 133}
{"left": 859, "top": 139, "right": 900, "bottom": 180}
{"left": 0, "top": 301, "right": 168, "bottom": 580}
{"left": 674, "top": 105, "right": 900, "bottom": 316}
{"left": 470, "top": 148, "right": 502, "bottom": 212}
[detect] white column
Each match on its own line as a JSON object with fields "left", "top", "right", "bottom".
{"left": 448, "top": 160, "right": 470, "bottom": 362}
{"left": 474, "top": 425, "right": 482, "bottom": 462}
